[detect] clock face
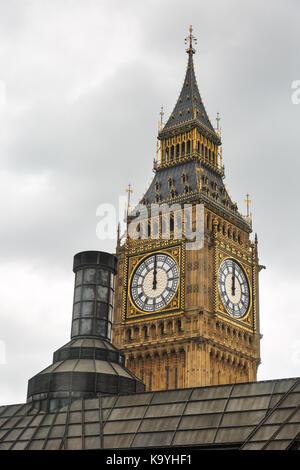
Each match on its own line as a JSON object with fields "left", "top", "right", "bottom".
{"left": 218, "top": 259, "right": 250, "bottom": 318}
{"left": 130, "top": 253, "right": 179, "bottom": 313}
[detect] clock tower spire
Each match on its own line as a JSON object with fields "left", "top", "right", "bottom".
{"left": 112, "top": 28, "right": 261, "bottom": 391}
{"left": 159, "top": 26, "right": 219, "bottom": 153}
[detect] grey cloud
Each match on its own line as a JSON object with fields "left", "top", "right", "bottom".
{"left": 0, "top": 0, "right": 299, "bottom": 404}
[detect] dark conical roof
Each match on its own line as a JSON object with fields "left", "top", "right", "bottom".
{"left": 162, "top": 51, "right": 217, "bottom": 138}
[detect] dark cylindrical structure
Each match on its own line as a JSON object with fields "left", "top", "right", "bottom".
{"left": 27, "top": 250, "right": 145, "bottom": 411}
{"left": 71, "top": 251, "right": 117, "bottom": 341}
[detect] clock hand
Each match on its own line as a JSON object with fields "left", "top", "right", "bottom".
{"left": 153, "top": 255, "right": 157, "bottom": 290}
{"left": 232, "top": 264, "right": 236, "bottom": 297}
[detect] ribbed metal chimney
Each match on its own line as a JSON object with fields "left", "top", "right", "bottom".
{"left": 71, "top": 251, "right": 117, "bottom": 341}
{"left": 27, "top": 251, "right": 145, "bottom": 411}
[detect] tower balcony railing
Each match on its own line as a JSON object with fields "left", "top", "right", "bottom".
{"left": 154, "top": 150, "right": 225, "bottom": 177}
{"left": 241, "top": 214, "right": 253, "bottom": 228}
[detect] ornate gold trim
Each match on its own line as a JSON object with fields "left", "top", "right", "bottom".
{"left": 214, "top": 245, "right": 255, "bottom": 331}
{"left": 122, "top": 240, "right": 185, "bottom": 321}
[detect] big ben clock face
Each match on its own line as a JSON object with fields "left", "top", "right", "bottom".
{"left": 130, "top": 253, "right": 179, "bottom": 313}
{"left": 218, "top": 259, "right": 250, "bottom": 318}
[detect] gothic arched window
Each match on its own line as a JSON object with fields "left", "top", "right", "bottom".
{"left": 207, "top": 213, "right": 210, "bottom": 230}
{"left": 181, "top": 142, "right": 186, "bottom": 156}
{"left": 171, "top": 146, "right": 174, "bottom": 160}
{"left": 168, "top": 176, "right": 174, "bottom": 188}
{"left": 126, "top": 329, "right": 132, "bottom": 341}
{"left": 181, "top": 171, "right": 188, "bottom": 184}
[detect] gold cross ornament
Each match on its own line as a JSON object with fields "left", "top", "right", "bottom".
{"left": 185, "top": 25, "right": 197, "bottom": 53}
{"left": 244, "top": 193, "right": 252, "bottom": 218}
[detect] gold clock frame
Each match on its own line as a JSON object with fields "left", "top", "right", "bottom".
{"left": 214, "top": 245, "right": 256, "bottom": 331}
{"left": 122, "top": 241, "right": 185, "bottom": 322}
{"left": 218, "top": 256, "right": 252, "bottom": 320}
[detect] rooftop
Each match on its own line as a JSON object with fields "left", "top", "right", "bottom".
{"left": 0, "top": 377, "right": 299, "bottom": 450}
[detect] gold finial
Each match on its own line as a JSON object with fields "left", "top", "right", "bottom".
{"left": 125, "top": 184, "right": 133, "bottom": 239}
{"left": 244, "top": 193, "right": 251, "bottom": 218}
{"left": 244, "top": 193, "right": 252, "bottom": 225}
{"left": 117, "top": 222, "right": 121, "bottom": 248}
{"left": 216, "top": 112, "right": 221, "bottom": 135}
{"left": 158, "top": 106, "right": 164, "bottom": 131}
{"left": 185, "top": 25, "right": 197, "bottom": 54}
{"left": 126, "top": 184, "right": 133, "bottom": 215}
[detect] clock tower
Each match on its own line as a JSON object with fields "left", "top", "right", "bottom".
{"left": 112, "top": 27, "right": 261, "bottom": 391}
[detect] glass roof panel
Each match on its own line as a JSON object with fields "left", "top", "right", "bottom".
{"left": 231, "top": 382, "right": 275, "bottom": 397}
{"left": 179, "top": 413, "right": 221, "bottom": 429}
{"left": 109, "top": 406, "right": 146, "bottom": 421}
{"left": 190, "top": 385, "right": 232, "bottom": 401}
{"left": 226, "top": 396, "right": 270, "bottom": 412}
{"left": 215, "top": 426, "right": 254, "bottom": 443}
{"left": 104, "top": 420, "right": 140, "bottom": 435}
{"left": 104, "top": 434, "right": 134, "bottom": 449}
{"left": 115, "top": 393, "right": 152, "bottom": 408}
{"left": 275, "top": 423, "right": 300, "bottom": 440}
{"left": 185, "top": 399, "right": 226, "bottom": 415}
{"left": 273, "top": 379, "right": 298, "bottom": 394}
{"left": 139, "top": 417, "right": 180, "bottom": 432}
{"left": 45, "top": 439, "right": 61, "bottom": 450}
{"left": 221, "top": 410, "right": 266, "bottom": 427}
{"left": 173, "top": 429, "right": 215, "bottom": 445}
{"left": 248, "top": 424, "right": 279, "bottom": 441}
{"left": 132, "top": 431, "right": 173, "bottom": 448}
{"left": 151, "top": 389, "right": 191, "bottom": 404}
{"left": 145, "top": 403, "right": 185, "bottom": 418}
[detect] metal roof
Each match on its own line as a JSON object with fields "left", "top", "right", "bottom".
{"left": 0, "top": 377, "right": 299, "bottom": 450}
{"left": 139, "top": 160, "right": 250, "bottom": 230}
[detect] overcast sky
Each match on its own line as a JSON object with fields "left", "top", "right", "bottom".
{"left": 0, "top": 0, "right": 299, "bottom": 405}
